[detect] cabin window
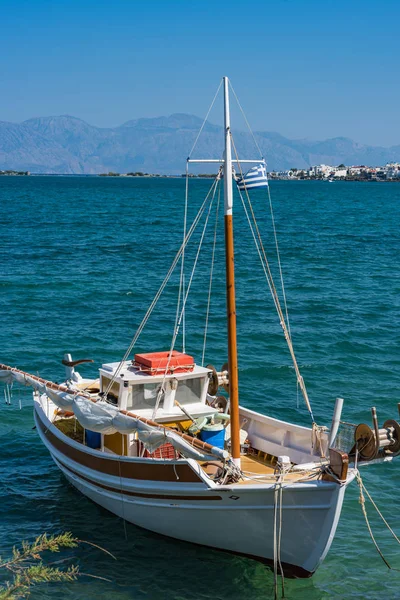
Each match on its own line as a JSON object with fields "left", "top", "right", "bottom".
{"left": 101, "top": 376, "right": 120, "bottom": 401}
{"left": 176, "top": 377, "right": 202, "bottom": 405}
{"left": 127, "top": 382, "right": 164, "bottom": 410}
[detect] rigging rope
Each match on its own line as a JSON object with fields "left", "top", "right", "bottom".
{"left": 103, "top": 177, "right": 220, "bottom": 399}
{"left": 188, "top": 79, "right": 223, "bottom": 159}
{"left": 228, "top": 81, "right": 264, "bottom": 159}
{"left": 266, "top": 183, "right": 292, "bottom": 339}
{"left": 179, "top": 160, "right": 190, "bottom": 353}
{"left": 202, "top": 181, "right": 221, "bottom": 366}
{"left": 152, "top": 178, "right": 220, "bottom": 419}
{"left": 224, "top": 82, "right": 296, "bottom": 404}
{"left": 230, "top": 133, "right": 314, "bottom": 423}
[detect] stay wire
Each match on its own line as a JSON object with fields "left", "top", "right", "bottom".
{"left": 188, "top": 79, "right": 223, "bottom": 159}
{"left": 179, "top": 160, "right": 190, "bottom": 353}
{"left": 266, "top": 183, "right": 292, "bottom": 339}
{"left": 103, "top": 176, "right": 219, "bottom": 399}
{"left": 202, "top": 182, "right": 221, "bottom": 366}
{"left": 229, "top": 80, "right": 264, "bottom": 159}
{"left": 228, "top": 82, "right": 292, "bottom": 338}
{"left": 230, "top": 132, "right": 314, "bottom": 422}
{"left": 152, "top": 178, "right": 219, "bottom": 419}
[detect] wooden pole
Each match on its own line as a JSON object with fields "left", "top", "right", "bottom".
{"left": 224, "top": 215, "right": 240, "bottom": 464}
{"left": 223, "top": 76, "right": 241, "bottom": 467}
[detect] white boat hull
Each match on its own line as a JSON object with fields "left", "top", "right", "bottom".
{"left": 34, "top": 400, "right": 354, "bottom": 577}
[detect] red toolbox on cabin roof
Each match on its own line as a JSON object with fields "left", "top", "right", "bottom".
{"left": 133, "top": 350, "right": 195, "bottom": 375}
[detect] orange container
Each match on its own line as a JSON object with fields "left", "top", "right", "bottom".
{"left": 133, "top": 351, "right": 195, "bottom": 376}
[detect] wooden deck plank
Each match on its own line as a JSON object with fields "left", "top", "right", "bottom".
{"left": 240, "top": 454, "right": 275, "bottom": 475}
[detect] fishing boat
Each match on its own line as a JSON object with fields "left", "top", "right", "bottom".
{"left": 1, "top": 77, "right": 399, "bottom": 582}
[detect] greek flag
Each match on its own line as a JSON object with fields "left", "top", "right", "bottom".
{"left": 236, "top": 164, "right": 269, "bottom": 190}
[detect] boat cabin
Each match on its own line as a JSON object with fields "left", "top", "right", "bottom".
{"left": 99, "top": 351, "right": 219, "bottom": 424}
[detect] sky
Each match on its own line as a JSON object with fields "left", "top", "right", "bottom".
{"left": 1, "top": 0, "right": 399, "bottom": 146}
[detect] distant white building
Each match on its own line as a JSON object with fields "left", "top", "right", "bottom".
{"left": 386, "top": 162, "right": 400, "bottom": 179}
{"left": 348, "top": 165, "right": 366, "bottom": 175}
{"left": 310, "top": 164, "right": 334, "bottom": 177}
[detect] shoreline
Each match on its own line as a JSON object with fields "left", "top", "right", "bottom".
{"left": 2, "top": 174, "right": 400, "bottom": 182}
{"left": 1, "top": 171, "right": 400, "bottom": 182}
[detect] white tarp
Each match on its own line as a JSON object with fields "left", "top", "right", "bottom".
{"left": 0, "top": 370, "right": 49, "bottom": 392}
{"left": 73, "top": 398, "right": 119, "bottom": 436}
{"left": 25, "top": 376, "right": 47, "bottom": 394}
{"left": 46, "top": 388, "right": 76, "bottom": 411}
{"left": 13, "top": 372, "right": 33, "bottom": 386}
{"left": 1, "top": 371, "right": 228, "bottom": 461}
{"left": 0, "top": 371, "right": 13, "bottom": 384}
{"left": 0, "top": 370, "right": 34, "bottom": 386}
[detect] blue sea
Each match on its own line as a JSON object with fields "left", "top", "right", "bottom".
{"left": 0, "top": 176, "right": 399, "bottom": 599}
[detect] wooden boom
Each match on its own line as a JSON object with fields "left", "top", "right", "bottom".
{"left": 0, "top": 363, "right": 227, "bottom": 459}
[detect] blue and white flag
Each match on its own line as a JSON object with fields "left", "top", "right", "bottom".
{"left": 236, "top": 164, "right": 269, "bottom": 190}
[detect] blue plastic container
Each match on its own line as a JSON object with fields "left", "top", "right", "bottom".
{"left": 85, "top": 430, "right": 101, "bottom": 449}
{"left": 199, "top": 424, "right": 225, "bottom": 449}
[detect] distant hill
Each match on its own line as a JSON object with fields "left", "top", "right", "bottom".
{"left": 0, "top": 113, "right": 399, "bottom": 174}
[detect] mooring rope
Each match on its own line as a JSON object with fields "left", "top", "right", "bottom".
{"left": 356, "top": 470, "right": 399, "bottom": 571}
{"left": 273, "top": 464, "right": 289, "bottom": 600}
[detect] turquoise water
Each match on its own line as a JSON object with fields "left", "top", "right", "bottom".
{"left": 0, "top": 177, "right": 399, "bottom": 599}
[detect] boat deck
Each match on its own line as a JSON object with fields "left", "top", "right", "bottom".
{"left": 235, "top": 454, "right": 278, "bottom": 484}
{"left": 240, "top": 454, "right": 275, "bottom": 474}
{"left": 53, "top": 416, "right": 320, "bottom": 484}
{"left": 232, "top": 454, "right": 318, "bottom": 485}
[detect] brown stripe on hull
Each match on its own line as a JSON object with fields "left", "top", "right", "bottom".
{"left": 58, "top": 461, "right": 311, "bottom": 579}
{"left": 57, "top": 459, "right": 222, "bottom": 501}
{"left": 35, "top": 408, "right": 203, "bottom": 483}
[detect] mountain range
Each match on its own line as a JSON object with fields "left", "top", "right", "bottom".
{"left": 1, "top": 113, "right": 399, "bottom": 174}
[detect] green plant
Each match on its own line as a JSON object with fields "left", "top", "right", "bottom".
{"left": 0, "top": 532, "right": 113, "bottom": 599}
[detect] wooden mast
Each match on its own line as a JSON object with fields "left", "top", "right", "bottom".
{"left": 223, "top": 76, "right": 241, "bottom": 467}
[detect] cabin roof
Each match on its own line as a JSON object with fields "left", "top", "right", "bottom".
{"left": 99, "top": 361, "right": 211, "bottom": 385}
